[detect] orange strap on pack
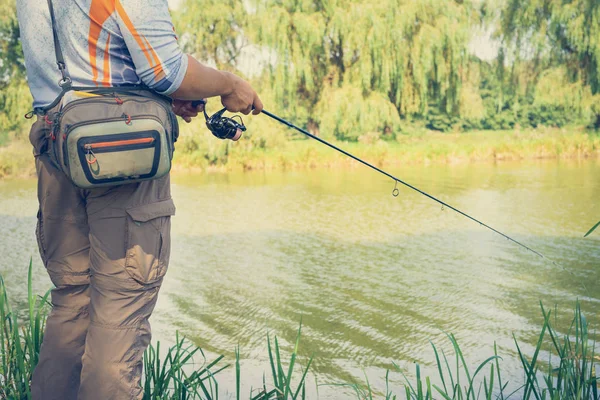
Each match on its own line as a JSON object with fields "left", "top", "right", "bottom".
{"left": 86, "top": 137, "right": 154, "bottom": 150}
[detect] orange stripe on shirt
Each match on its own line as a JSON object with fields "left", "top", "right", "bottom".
{"left": 115, "top": 0, "right": 164, "bottom": 80}
{"left": 88, "top": 0, "right": 116, "bottom": 86}
{"left": 142, "top": 36, "right": 165, "bottom": 80}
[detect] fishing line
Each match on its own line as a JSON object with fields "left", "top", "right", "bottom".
{"left": 199, "top": 102, "right": 590, "bottom": 295}
{"left": 261, "top": 109, "right": 560, "bottom": 266}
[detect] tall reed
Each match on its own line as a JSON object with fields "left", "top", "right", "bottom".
{"left": 0, "top": 260, "right": 50, "bottom": 399}
{"left": 0, "top": 262, "right": 597, "bottom": 399}
{"left": 389, "top": 302, "right": 599, "bottom": 400}
{"left": 0, "top": 263, "right": 312, "bottom": 399}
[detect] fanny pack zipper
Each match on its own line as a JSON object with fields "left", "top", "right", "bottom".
{"left": 66, "top": 114, "right": 162, "bottom": 131}
{"left": 61, "top": 96, "right": 166, "bottom": 115}
{"left": 60, "top": 95, "right": 177, "bottom": 145}
{"left": 83, "top": 137, "right": 155, "bottom": 151}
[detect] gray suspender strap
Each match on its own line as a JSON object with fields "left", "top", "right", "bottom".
{"left": 46, "top": 0, "right": 72, "bottom": 89}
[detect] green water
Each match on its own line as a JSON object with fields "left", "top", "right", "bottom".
{"left": 0, "top": 159, "right": 599, "bottom": 398}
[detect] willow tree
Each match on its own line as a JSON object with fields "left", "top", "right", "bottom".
{"left": 251, "top": 0, "right": 481, "bottom": 137}
{"left": 497, "top": 0, "right": 600, "bottom": 127}
{"left": 174, "top": 0, "right": 248, "bottom": 71}
{"left": 0, "top": 0, "right": 30, "bottom": 137}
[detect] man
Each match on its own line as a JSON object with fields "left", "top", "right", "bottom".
{"left": 16, "top": 0, "right": 263, "bottom": 399}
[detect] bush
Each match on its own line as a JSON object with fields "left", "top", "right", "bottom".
{"left": 425, "top": 109, "right": 461, "bottom": 132}
{"left": 481, "top": 109, "right": 517, "bottom": 130}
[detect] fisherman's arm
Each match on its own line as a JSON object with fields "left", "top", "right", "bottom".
{"left": 113, "top": 0, "right": 262, "bottom": 118}
{"left": 171, "top": 55, "right": 263, "bottom": 116}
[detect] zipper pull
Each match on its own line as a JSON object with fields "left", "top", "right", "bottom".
{"left": 122, "top": 113, "right": 132, "bottom": 125}
{"left": 86, "top": 147, "right": 97, "bottom": 165}
{"left": 50, "top": 114, "right": 61, "bottom": 140}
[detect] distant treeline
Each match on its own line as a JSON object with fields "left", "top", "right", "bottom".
{"left": 1, "top": 0, "right": 599, "bottom": 145}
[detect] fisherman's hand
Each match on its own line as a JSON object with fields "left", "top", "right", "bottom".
{"left": 220, "top": 72, "right": 263, "bottom": 116}
{"left": 172, "top": 99, "right": 205, "bottom": 123}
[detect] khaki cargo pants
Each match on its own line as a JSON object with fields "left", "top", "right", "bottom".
{"left": 28, "top": 116, "right": 175, "bottom": 399}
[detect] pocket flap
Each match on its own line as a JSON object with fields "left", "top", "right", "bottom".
{"left": 126, "top": 198, "right": 176, "bottom": 222}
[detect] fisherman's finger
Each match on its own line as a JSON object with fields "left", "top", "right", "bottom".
{"left": 240, "top": 105, "right": 252, "bottom": 115}
{"left": 182, "top": 103, "right": 199, "bottom": 114}
{"left": 252, "top": 96, "right": 264, "bottom": 115}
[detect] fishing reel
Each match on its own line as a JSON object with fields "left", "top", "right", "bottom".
{"left": 205, "top": 107, "right": 246, "bottom": 140}
{"left": 192, "top": 100, "right": 246, "bottom": 140}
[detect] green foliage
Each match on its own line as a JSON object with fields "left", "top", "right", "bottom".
{"left": 495, "top": 0, "right": 600, "bottom": 128}
{"left": 252, "top": 0, "right": 476, "bottom": 121}
{"left": 425, "top": 109, "right": 461, "bottom": 132}
{"left": 316, "top": 85, "right": 401, "bottom": 140}
{"left": 0, "top": 262, "right": 314, "bottom": 399}
{"left": 584, "top": 221, "right": 600, "bottom": 237}
{"left": 0, "top": 0, "right": 31, "bottom": 138}
{"left": 142, "top": 333, "right": 228, "bottom": 399}
{"left": 0, "top": 260, "right": 49, "bottom": 399}
{"left": 1, "top": 0, "right": 600, "bottom": 151}
{"left": 0, "top": 0, "right": 24, "bottom": 85}
{"left": 173, "top": 0, "right": 248, "bottom": 71}
{"left": 173, "top": 0, "right": 600, "bottom": 135}
{"left": 512, "top": 303, "right": 598, "bottom": 400}
{"left": 1, "top": 262, "right": 600, "bottom": 399}
{"left": 0, "top": 80, "right": 32, "bottom": 137}
{"left": 383, "top": 302, "right": 599, "bottom": 400}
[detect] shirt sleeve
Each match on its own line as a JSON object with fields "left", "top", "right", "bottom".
{"left": 114, "top": 0, "right": 187, "bottom": 95}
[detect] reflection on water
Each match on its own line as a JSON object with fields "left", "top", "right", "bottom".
{"left": 1, "top": 159, "right": 599, "bottom": 397}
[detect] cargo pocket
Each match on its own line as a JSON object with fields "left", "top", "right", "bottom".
{"left": 124, "top": 199, "right": 176, "bottom": 285}
{"left": 35, "top": 209, "right": 48, "bottom": 266}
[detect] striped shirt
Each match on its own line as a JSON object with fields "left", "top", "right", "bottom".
{"left": 17, "top": 0, "right": 187, "bottom": 109}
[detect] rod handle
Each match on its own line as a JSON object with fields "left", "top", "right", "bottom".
{"left": 191, "top": 99, "right": 206, "bottom": 108}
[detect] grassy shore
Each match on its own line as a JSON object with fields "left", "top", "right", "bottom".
{"left": 1, "top": 126, "right": 599, "bottom": 179}
{"left": 173, "top": 125, "right": 600, "bottom": 173}
{"left": 1, "top": 263, "right": 598, "bottom": 399}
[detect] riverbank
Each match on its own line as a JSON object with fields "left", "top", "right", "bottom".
{"left": 1, "top": 265, "right": 598, "bottom": 399}
{"left": 1, "top": 126, "right": 599, "bottom": 179}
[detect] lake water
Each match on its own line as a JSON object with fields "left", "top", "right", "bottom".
{"left": 0, "top": 159, "right": 599, "bottom": 398}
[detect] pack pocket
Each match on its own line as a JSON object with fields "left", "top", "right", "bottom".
{"left": 76, "top": 129, "right": 161, "bottom": 185}
{"left": 124, "top": 199, "right": 176, "bottom": 285}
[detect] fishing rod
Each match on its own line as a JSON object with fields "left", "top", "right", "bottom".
{"left": 196, "top": 102, "right": 555, "bottom": 264}
{"left": 261, "top": 110, "right": 554, "bottom": 259}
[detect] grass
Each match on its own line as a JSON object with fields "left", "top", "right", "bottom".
{"left": 0, "top": 261, "right": 314, "bottom": 400}
{"left": 0, "top": 141, "right": 34, "bottom": 179}
{"left": 1, "top": 126, "right": 599, "bottom": 179}
{"left": 171, "top": 123, "right": 600, "bottom": 173}
{"left": 0, "top": 262, "right": 598, "bottom": 399}
{"left": 394, "top": 303, "right": 599, "bottom": 400}
{"left": 0, "top": 260, "right": 49, "bottom": 399}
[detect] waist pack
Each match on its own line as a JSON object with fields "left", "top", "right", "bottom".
{"left": 36, "top": 0, "right": 178, "bottom": 189}
{"left": 43, "top": 89, "right": 178, "bottom": 189}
